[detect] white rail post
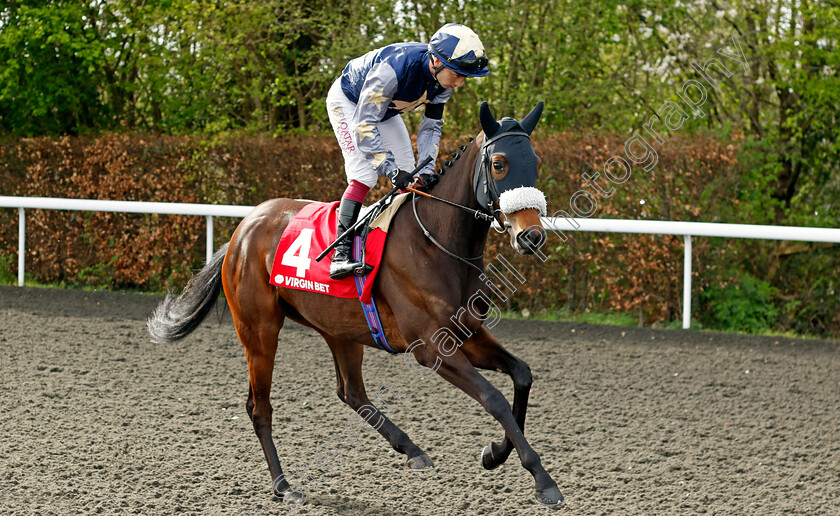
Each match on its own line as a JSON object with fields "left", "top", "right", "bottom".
{"left": 683, "top": 234, "right": 692, "bottom": 329}
{"left": 206, "top": 215, "right": 214, "bottom": 264}
{"left": 18, "top": 207, "right": 25, "bottom": 286}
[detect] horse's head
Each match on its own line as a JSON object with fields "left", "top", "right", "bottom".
{"left": 474, "top": 101, "right": 546, "bottom": 255}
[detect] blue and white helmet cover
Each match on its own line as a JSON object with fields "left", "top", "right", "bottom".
{"left": 428, "top": 23, "right": 490, "bottom": 78}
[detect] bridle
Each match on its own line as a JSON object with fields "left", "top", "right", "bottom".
{"left": 474, "top": 129, "right": 532, "bottom": 232}
{"left": 410, "top": 130, "right": 534, "bottom": 274}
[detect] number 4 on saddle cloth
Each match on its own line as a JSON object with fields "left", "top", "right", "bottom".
{"left": 269, "top": 197, "right": 410, "bottom": 353}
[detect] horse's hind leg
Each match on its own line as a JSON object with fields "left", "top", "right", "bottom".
{"left": 459, "top": 327, "right": 532, "bottom": 470}
{"left": 323, "top": 335, "right": 433, "bottom": 471}
{"left": 227, "top": 281, "right": 304, "bottom": 503}
{"left": 242, "top": 339, "right": 305, "bottom": 502}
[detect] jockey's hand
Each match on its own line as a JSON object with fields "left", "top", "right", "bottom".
{"left": 387, "top": 168, "right": 413, "bottom": 190}
{"left": 416, "top": 172, "right": 440, "bottom": 192}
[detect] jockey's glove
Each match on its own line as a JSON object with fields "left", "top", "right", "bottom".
{"left": 388, "top": 168, "right": 413, "bottom": 190}
{"left": 416, "top": 172, "right": 440, "bottom": 192}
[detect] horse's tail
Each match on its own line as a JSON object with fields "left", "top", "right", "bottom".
{"left": 147, "top": 243, "right": 229, "bottom": 344}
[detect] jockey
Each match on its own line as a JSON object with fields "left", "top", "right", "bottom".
{"left": 326, "top": 23, "right": 490, "bottom": 279}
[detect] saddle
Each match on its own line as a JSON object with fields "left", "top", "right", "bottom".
{"left": 269, "top": 195, "right": 410, "bottom": 303}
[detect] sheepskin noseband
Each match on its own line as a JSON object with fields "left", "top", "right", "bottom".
{"left": 498, "top": 186, "right": 546, "bottom": 216}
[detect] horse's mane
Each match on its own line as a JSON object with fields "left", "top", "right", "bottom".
{"left": 429, "top": 133, "right": 482, "bottom": 201}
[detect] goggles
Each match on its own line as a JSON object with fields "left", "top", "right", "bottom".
{"left": 431, "top": 44, "right": 489, "bottom": 74}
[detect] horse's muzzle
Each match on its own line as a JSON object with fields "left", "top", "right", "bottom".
{"left": 504, "top": 206, "right": 546, "bottom": 255}
{"left": 515, "top": 226, "right": 547, "bottom": 255}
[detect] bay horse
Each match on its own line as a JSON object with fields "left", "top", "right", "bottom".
{"left": 148, "top": 101, "right": 564, "bottom": 506}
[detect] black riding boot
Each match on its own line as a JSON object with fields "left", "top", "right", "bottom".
{"left": 329, "top": 198, "right": 364, "bottom": 279}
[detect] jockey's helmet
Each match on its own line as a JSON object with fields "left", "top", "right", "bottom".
{"left": 428, "top": 24, "right": 490, "bottom": 78}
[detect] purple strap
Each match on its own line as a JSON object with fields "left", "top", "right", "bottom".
{"left": 352, "top": 235, "right": 396, "bottom": 354}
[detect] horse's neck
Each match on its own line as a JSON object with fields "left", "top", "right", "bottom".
{"left": 416, "top": 143, "right": 489, "bottom": 259}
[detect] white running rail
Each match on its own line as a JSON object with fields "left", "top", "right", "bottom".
{"left": 0, "top": 196, "right": 252, "bottom": 289}
{"left": 3, "top": 196, "right": 840, "bottom": 329}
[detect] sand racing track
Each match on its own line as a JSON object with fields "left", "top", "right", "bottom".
{"left": 1, "top": 286, "right": 838, "bottom": 515}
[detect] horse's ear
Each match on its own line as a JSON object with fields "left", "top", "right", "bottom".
{"left": 479, "top": 101, "right": 500, "bottom": 138}
{"left": 520, "top": 101, "right": 544, "bottom": 135}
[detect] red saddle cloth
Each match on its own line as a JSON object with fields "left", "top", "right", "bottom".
{"left": 269, "top": 201, "right": 387, "bottom": 302}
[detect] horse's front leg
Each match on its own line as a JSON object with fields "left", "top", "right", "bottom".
{"left": 458, "top": 327, "right": 532, "bottom": 470}
{"left": 412, "top": 343, "right": 563, "bottom": 506}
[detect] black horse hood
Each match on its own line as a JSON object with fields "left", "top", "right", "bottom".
{"left": 474, "top": 101, "right": 546, "bottom": 215}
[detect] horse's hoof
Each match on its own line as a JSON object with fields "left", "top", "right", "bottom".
{"left": 481, "top": 445, "right": 500, "bottom": 470}
{"left": 406, "top": 453, "right": 434, "bottom": 471}
{"left": 534, "top": 485, "right": 564, "bottom": 506}
{"left": 278, "top": 489, "right": 307, "bottom": 505}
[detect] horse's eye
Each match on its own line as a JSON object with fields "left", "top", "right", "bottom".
{"left": 490, "top": 154, "right": 508, "bottom": 180}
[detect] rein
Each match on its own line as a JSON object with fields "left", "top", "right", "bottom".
{"left": 405, "top": 186, "right": 494, "bottom": 222}
{"left": 405, "top": 130, "right": 525, "bottom": 275}
{"left": 404, "top": 129, "right": 535, "bottom": 274}
{"left": 410, "top": 192, "right": 486, "bottom": 275}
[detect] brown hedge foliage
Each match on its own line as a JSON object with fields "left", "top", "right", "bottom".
{"left": 484, "top": 131, "right": 744, "bottom": 325}
{"left": 1, "top": 131, "right": 835, "bottom": 335}
{"left": 0, "top": 133, "right": 347, "bottom": 290}
{"left": 0, "top": 130, "right": 744, "bottom": 305}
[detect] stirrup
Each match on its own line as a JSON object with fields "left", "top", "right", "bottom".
{"left": 330, "top": 259, "right": 361, "bottom": 280}
{"left": 353, "top": 263, "right": 374, "bottom": 276}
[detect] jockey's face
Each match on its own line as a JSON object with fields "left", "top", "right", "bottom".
{"left": 431, "top": 58, "right": 467, "bottom": 89}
